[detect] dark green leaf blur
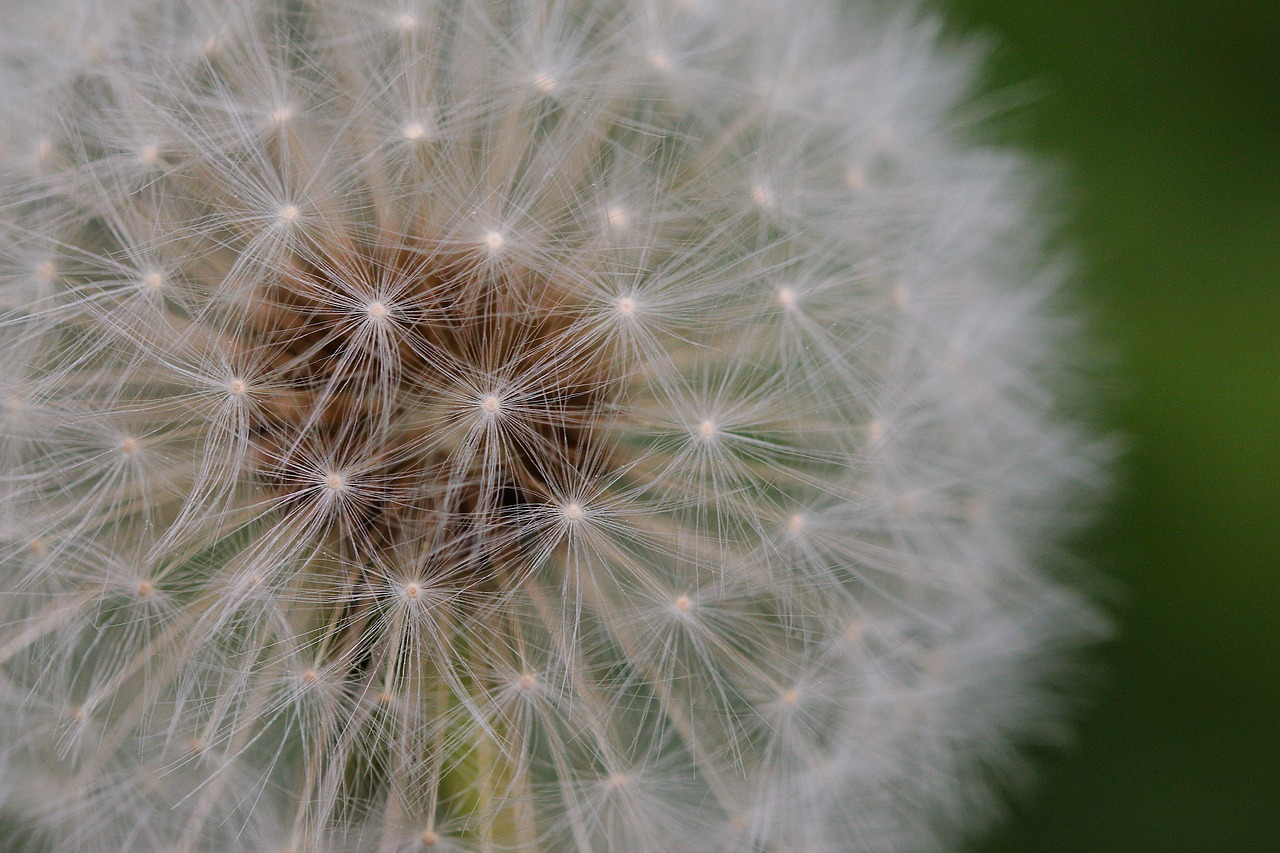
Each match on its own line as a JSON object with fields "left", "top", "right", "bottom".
{"left": 934, "top": 1, "right": 1280, "bottom": 850}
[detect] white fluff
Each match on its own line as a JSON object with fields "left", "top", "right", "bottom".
{"left": 0, "top": 1, "right": 1109, "bottom": 850}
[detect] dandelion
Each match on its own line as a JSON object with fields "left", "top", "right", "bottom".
{"left": 0, "top": 0, "right": 1110, "bottom": 851}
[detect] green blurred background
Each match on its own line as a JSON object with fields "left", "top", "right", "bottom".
{"left": 932, "top": 1, "right": 1280, "bottom": 850}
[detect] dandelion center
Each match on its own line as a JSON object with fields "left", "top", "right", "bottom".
{"left": 229, "top": 228, "right": 630, "bottom": 600}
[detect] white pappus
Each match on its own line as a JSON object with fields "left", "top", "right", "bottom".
{"left": 0, "top": 1, "right": 1111, "bottom": 851}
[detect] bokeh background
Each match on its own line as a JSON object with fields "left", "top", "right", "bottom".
{"left": 932, "top": 1, "right": 1280, "bottom": 850}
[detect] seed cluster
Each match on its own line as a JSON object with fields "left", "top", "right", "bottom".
{"left": 241, "top": 235, "right": 624, "bottom": 585}
{"left": 0, "top": 1, "right": 1107, "bottom": 851}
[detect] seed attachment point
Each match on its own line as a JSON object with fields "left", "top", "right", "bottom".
{"left": 400, "top": 121, "right": 428, "bottom": 142}
{"left": 606, "top": 205, "right": 629, "bottom": 229}
{"left": 533, "top": 72, "right": 558, "bottom": 94}
{"left": 392, "top": 13, "right": 419, "bottom": 33}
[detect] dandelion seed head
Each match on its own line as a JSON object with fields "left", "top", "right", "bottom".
{"left": 0, "top": 1, "right": 1110, "bottom": 849}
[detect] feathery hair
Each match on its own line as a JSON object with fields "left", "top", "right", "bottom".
{"left": 0, "top": 1, "right": 1109, "bottom": 850}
